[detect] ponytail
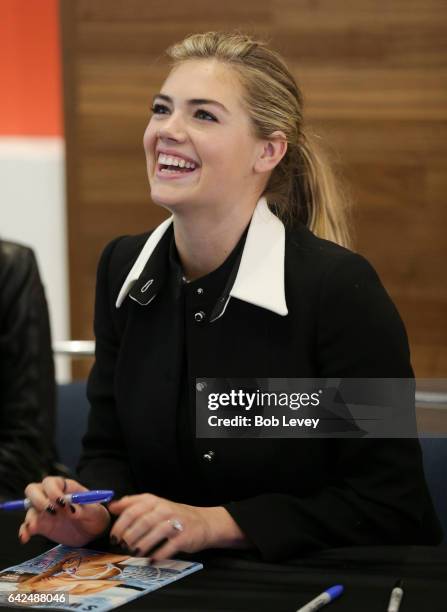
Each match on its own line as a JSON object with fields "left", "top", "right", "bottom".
{"left": 292, "top": 129, "right": 351, "bottom": 247}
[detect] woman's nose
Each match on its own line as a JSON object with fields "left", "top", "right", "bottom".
{"left": 157, "top": 113, "right": 187, "bottom": 142}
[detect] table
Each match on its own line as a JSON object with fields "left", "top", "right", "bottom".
{"left": 0, "top": 512, "right": 446, "bottom": 611}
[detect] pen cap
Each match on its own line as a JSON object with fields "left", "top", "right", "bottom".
{"left": 326, "top": 585, "right": 344, "bottom": 599}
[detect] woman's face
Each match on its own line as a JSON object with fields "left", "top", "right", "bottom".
{"left": 144, "top": 59, "right": 266, "bottom": 215}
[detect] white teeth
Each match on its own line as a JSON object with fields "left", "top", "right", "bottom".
{"left": 158, "top": 153, "right": 197, "bottom": 169}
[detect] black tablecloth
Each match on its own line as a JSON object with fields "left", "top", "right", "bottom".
{"left": 0, "top": 512, "right": 446, "bottom": 611}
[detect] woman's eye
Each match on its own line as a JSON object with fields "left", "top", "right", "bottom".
{"left": 151, "top": 103, "right": 169, "bottom": 115}
{"left": 195, "top": 109, "right": 217, "bottom": 122}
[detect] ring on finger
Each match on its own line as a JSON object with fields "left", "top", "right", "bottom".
{"left": 167, "top": 518, "right": 184, "bottom": 533}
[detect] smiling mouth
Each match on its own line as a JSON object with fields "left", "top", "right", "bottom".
{"left": 158, "top": 164, "right": 197, "bottom": 174}
{"left": 156, "top": 153, "right": 199, "bottom": 176}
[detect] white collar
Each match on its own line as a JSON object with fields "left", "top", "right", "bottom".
{"left": 116, "top": 196, "right": 288, "bottom": 317}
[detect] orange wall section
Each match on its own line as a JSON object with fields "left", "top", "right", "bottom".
{"left": 0, "top": 0, "right": 63, "bottom": 136}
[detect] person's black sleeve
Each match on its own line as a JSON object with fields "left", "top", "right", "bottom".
{"left": 77, "top": 238, "right": 136, "bottom": 499}
{"left": 224, "top": 252, "right": 442, "bottom": 561}
{"left": 0, "top": 243, "right": 56, "bottom": 498}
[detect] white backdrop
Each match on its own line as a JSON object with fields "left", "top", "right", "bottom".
{"left": 0, "top": 136, "right": 70, "bottom": 382}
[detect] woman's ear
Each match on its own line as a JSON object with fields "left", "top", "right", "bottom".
{"left": 254, "top": 131, "right": 288, "bottom": 174}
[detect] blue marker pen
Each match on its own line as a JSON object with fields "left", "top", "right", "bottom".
{"left": 0, "top": 490, "right": 114, "bottom": 511}
{"left": 296, "top": 585, "right": 344, "bottom": 612}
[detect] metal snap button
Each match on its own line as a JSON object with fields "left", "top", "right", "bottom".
{"left": 196, "top": 287, "right": 204, "bottom": 295}
{"left": 203, "top": 450, "right": 215, "bottom": 462}
{"left": 194, "top": 311, "right": 206, "bottom": 323}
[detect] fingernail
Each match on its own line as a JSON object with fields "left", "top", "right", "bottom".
{"left": 130, "top": 548, "right": 140, "bottom": 556}
{"left": 69, "top": 504, "right": 76, "bottom": 514}
{"left": 56, "top": 497, "right": 66, "bottom": 507}
{"left": 46, "top": 504, "right": 57, "bottom": 515}
{"left": 110, "top": 535, "right": 118, "bottom": 545}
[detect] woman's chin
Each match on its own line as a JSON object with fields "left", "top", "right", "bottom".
{"left": 150, "top": 191, "right": 191, "bottom": 213}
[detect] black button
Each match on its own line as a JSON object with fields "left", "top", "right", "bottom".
{"left": 194, "top": 311, "right": 206, "bottom": 323}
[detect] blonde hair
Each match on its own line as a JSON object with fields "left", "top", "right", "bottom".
{"left": 166, "top": 31, "right": 351, "bottom": 248}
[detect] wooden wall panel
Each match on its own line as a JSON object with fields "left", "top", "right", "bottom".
{"left": 60, "top": 0, "right": 447, "bottom": 379}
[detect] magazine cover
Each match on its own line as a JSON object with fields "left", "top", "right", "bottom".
{"left": 0, "top": 545, "right": 203, "bottom": 611}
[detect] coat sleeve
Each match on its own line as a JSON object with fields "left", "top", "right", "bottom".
{"left": 0, "top": 244, "right": 56, "bottom": 497}
{"left": 77, "top": 238, "right": 137, "bottom": 498}
{"left": 224, "top": 252, "right": 442, "bottom": 561}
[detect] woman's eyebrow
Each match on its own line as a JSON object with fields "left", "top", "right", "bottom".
{"left": 153, "top": 93, "right": 229, "bottom": 113}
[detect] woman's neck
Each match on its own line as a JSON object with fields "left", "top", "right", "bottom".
{"left": 173, "top": 199, "right": 257, "bottom": 281}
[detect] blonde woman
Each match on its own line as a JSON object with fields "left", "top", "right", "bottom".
{"left": 16, "top": 552, "right": 129, "bottom": 596}
{"left": 20, "top": 32, "right": 441, "bottom": 562}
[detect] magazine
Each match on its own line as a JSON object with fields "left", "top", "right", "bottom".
{"left": 0, "top": 545, "right": 203, "bottom": 611}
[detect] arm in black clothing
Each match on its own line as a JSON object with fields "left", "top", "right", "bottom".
{"left": 0, "top": 242, "right": 56, "bottom": 497}
{"left": 224, "top": 252, "right": 442, "bottom": 561}
{"left": 77, "top": 238, "right": 136, "bottom": 499}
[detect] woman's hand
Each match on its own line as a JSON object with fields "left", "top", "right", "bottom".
{"left": 19, "top": 477, "right": 111, "bottom": 547}
{"left": 108, "top": 493, "right": 250, "bottom": 561}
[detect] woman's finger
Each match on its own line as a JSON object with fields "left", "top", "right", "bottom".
{"left": 24, "top": 507, "right": 38, "bottom": 529}
{"left": 18, "top": 521, "right": 30, "bottom": 544}
{"left": 43, "top": 477, "right": 88, "bottom": 502}
{"left": 131, "top": 519, "right": 178, "bottom": 557}
{"left": 109, "top": 493, "right": 157, "bottom": 514}
{"left": 59, "top": 479, "right": 94, "bottom": 518}
{"left": 18, "top": 508, "right": 42, "bottom": 543}
{"left": 24, "top": 482, "right": 52, "bottom": 513}
{"left": 110, "top": 499, "right": 160, "bottom": 542}
{"left": 44, "top": 477, "right": 89, "bottom": 511}
{"left": 41, "top": 476, "right": 69, "bottom": 510}
{"left": 24, "top": 477, "right": 66, "bottom": 514}
{"left": 24, "top": 477, "right": 89, "bottom": 516}
{"left": 150, "top": 528, "right": 184, "bottom": 562}
{"left": 120, "top": 511, "right": 165, "bottom": 550}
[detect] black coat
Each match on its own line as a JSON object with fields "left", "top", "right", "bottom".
{"left": 0, "top": 241, "right": 56, "bottom": 497}
{"left": 79, "top": 199, "right": 442, "bottom": 561}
